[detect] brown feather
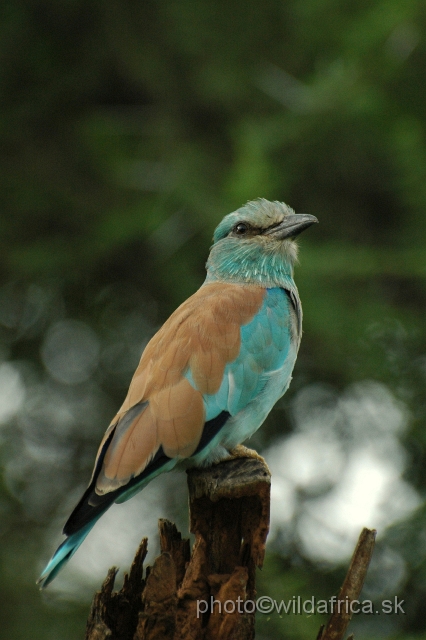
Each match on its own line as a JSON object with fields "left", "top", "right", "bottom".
{"left": 95, "top": 283, "right": 265, "bottom": 494}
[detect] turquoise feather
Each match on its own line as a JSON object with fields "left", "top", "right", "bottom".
{"left": 37, "top": 522, "right": 97, "bottom": 588}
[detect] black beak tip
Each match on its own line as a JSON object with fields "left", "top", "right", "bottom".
{"left": 300, "top": 214, "right": 319, "bottom": 225}
{"left": 284, "top": 213, "right": 318, "bottom": 239}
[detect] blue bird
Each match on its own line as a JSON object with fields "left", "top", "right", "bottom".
{"left": 38, "top": 198, "right": 317, "bottom": 587}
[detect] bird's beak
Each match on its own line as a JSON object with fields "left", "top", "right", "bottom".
{"left": 264, "top": 214, "right": 318, "bottom": 240}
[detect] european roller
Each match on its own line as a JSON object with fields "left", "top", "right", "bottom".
{"left": 38, "top": 198, "right": 317, "bottom": 587}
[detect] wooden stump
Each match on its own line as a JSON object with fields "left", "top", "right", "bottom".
{"left": 85, "top": 455, "right": 271, "bottom": 640}
{"left": 85, "top": 458, "right": 377, "bottom": 640}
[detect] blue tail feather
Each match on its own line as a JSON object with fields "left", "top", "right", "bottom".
{"left": 37, "top": 521, "right": 96, "bottom": 589}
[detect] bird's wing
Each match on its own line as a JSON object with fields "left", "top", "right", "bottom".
{"left": 90, "top": 283, "right": 265, "bottom": 482}
{"left": 62, "top": 283, "right": 297, "bottom": 538}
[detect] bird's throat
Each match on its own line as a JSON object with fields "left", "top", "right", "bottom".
{"left": 205, "top": 240, "right": 297, "bottom": 288}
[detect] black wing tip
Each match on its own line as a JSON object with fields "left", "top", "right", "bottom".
{"left": 194, "top": 411, "right": 230, "bottom": 455}
{"left": 62, "top": 411, "right": 230, "bottom": 538}
{"left": 63, "top": 446, "right": 172, "bottom": 536}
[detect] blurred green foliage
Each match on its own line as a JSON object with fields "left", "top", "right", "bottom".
{"left": 1, "top": 0, "right": 426, "bottom": 638}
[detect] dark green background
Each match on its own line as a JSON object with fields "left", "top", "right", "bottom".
{"left": 1, "top": 1, "right": 426, "bottom": 638}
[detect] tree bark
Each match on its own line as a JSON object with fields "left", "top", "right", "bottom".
{"left": 85, "top": 455, "right": 271, "bottom": 640}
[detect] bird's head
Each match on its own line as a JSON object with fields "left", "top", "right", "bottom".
{"left": 206, "top": 199, "right": 318, "bottom": 286}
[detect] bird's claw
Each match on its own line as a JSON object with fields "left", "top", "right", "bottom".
{"left": 226, "top": 445, "right": 270, "bottom": 471}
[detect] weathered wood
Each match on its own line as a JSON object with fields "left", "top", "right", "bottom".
{"left": 158, "top": 518, "right": 191, "bottom": 588}
{"left": 175, "top": 456, "right": 271, "bottom": 640}
{"left": 317, "top": 527, "right": 377, "bottom": 640}
{"left": 85, "top": 538, "right": 148, "bottom": 640}
{"left": 85, "top": 454, "right": 271, "bottom": 640}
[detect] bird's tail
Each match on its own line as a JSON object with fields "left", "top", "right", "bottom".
{"left": 37, "top": 425, "right": 171, "bottom": 587}
{"left": 37, "top": 521, "right": 96, "bottom": 589}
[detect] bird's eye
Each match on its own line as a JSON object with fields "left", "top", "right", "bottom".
{"left": 234, "top": 222, "right": 248, "bottom": 235}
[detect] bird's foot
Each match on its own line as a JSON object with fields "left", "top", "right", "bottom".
{"left": 226, "top": 444, "right": 270, "bottom": 472}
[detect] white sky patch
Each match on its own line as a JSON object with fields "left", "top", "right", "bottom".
{"left": 267, "top": 381, "right": 422, "bottom": 564}
{"left": 270, "top": 476, "right": 295, "bottom": 524}
{"left": 297, "top": 448, "right": 420, "bottom": 562}
{"left": 269, "top": 430, "right": 344, "bottom": 490}
{"left": 0, "top": 362, "right": 26, "bottom": 425}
